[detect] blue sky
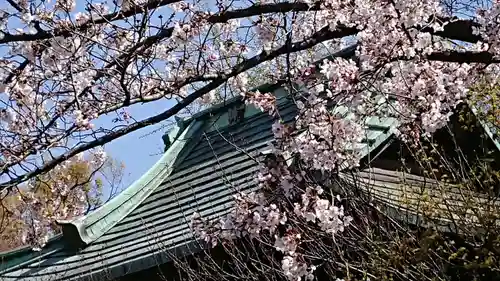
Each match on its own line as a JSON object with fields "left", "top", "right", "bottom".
{"left": 0, "top": 0, "right": 182, "bottom": 193}
{"left": 0, "top": 0, "right": 232, "bottom": 198}
{"left": 96, "top": 98, "right": 175, "bottom": 191}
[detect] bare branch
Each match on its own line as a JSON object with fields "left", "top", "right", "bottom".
{"left": 0, "top": 24, "right": 356, "bottom": 191}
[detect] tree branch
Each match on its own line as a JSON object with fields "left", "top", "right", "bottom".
{"left": 0, "top": 24, "right": 356, "bottom": 191}
{"left": 421, "top": 17, "right": 482, "bottom": 43}
{"left": 0, "top": 2, "right": 481, "bottom": 45}
{"left": 0, "top": 0, "right": 182, "bottom": 44}
{"left": 26, "top": 2, "right": 336, "bottom": 141}
{"left": 0, "top": 1, "right": 319, "bottom": 45}
{"left": 0, "top": 2, "right": 336, "bottom": 174}
{"left": 5, "top": 0, "right": 25, "bottom": 13}
{"left": 426, "top": 50, "right": 499, "bottom": 63}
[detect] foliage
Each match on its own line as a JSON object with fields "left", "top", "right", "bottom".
{"left": 0, "top": 155, "right": 124, "bottom": 251}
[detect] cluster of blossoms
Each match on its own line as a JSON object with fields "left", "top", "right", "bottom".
{"left": 55, "top": 0, "right": 76, "bottom": 11}
{"left": 186, "top": 4, "right": 490, "bottom": 270}
{"left": 192, "top": 151, "right": 352, "bottom": 280}
{"left": 16, "top": 193, "right": 51, "bottom": 251}
{"left": 240, "top": 58, "right": 367, "bottom": 172}
{"left": 294, "top": 186, "right": 353, "bottom": 234}
{"left": 172, "top": 22, "right": 195, "bottom": 44}
{"left": 293, "top": 97, "right": 365, "bottom": 171}
{"left": 256, "top": 153, "right": 298, "bottom": 198}
{"left": 281, "top": 254, "right": 316, "bottom": 281}
{"left": 255, "top": 17, "right": 279, "bottom": 51}
{"left": 191, "top": 192, "right": 287, "bottom": 247}
{"left": 320, "top": 58, "right": 359, "bottom": 93}
{"left": 474, "top": 1, "right": 500, "bottom": 56}
{"left": 228, "top": 73, "right": 251, "bottom": 93}
{"left": 74, "top": 110, "right": 94, "bottom": 130}
{"left": 200, "top": 90, "right": 219, "bottom": 104}
{"left": 243, "top": 90, "right": 277, "bottom": 115}
{"left": 376, "top": 61, "right": 473, "bottom": 134}
{"left": 91, "top": 147, "right": 108, "bottom": 167}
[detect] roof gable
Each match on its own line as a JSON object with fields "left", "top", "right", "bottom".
{"left": 0, "top": 99, "right": 296, "bottom": 281}
{"left": 57, "top": 119, "right": 203, "bottom": 250}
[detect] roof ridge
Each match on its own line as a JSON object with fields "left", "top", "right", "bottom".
{"left": 56, "top": 119, "right": 204, "bottom": 250}
{"left": 183, "top": 83, "right": 280, "bottom": 123}
{"left": 179, "top": 44, "right": 358, "bottom": 125}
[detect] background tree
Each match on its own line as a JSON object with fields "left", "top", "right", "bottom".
{"left": 0, "top": 155, "right": 125, "bottom": 251}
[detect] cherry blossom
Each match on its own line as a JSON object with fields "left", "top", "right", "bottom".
{"left": 281, "top": 254, "right": 316, "bottom": 281}
{"left": 243, "top": 90, "right": 277, "bottom": 115}
{"left": 192, "top": 152, "right": 352, "bottom": 280}
{"left": 191, "top": 191, "right": 288, "bottom": 247}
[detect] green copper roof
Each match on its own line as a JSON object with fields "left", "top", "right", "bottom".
{"left": 56, "top": 119, "right": 203, "bottom": 249}
{"left": 482, "top": 119, "right": 500, "bottom": 152}
{"left": 0, "top": 98, "right": 299, "bottom": 281}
